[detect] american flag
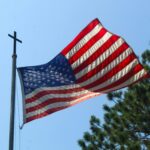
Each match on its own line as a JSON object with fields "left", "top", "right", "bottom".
{"left": 18, "top": 18, "right": 149, "bottom": 123}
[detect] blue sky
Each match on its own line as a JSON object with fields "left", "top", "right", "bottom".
{"left": 0, "top": 0, "right": 150, "bottom": 150}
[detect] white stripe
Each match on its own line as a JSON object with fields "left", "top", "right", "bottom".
{"left": 26, "top": 89, "right": 90, "bottom": 109}
{"left": 26, "top": 69, "right": 146, "bottom": 119}
{"left": 26, "top": 84, "right": 81, "bottom": 99}
{"left": 65, "top": 24, "right": 103, "bottom": 59}
{"left": 90, "top": 59, "right": 139, "bottom": 91}
{"left": 99, "top": 68, "right": 146, "bottom": 93}
{"left": 71, "top": 31, "right": 112, "bottom": 70}
{"left": 75, "top": 38, "right": 124, "bottom": 79}
{"left": 26, "top": 92, "right": 99, "bottom": 118}
{"left": 79, "top": 47, "right": 133, "bottom": 86}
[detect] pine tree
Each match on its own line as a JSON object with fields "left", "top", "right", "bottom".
{"left": 78, "top": 50, "right": 150, "bottom": 150}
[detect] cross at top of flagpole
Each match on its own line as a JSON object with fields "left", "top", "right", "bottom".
{"left": 8, "top": 31, "right": 22, "bottom": 54}
{"left": 8, "top": 31, "right": 22, "bottom": 43}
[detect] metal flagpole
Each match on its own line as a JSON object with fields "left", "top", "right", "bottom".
{"left": 8, "top": 31, "right": 22, "bottom": 150}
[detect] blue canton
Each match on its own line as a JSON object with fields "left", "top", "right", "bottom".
{"left": 18, "top": 54, "right": 76, "bottom": 95}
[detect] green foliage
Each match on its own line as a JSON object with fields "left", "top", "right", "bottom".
{"left": 78, "top": 50, "right": 150, "bottom": 150}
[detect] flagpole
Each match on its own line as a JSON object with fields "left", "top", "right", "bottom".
{"left": 8, "top": 31, "right": 22, "bottom": 150}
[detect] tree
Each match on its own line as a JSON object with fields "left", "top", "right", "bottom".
{"left": 78, "top": 50, "right": 150, "bottom": 150}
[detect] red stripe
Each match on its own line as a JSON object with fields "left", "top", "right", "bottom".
{"left": 76, "top": 38, "right": 128, "bottom": 83}
{"left": 26, "top": 106, "right": 68, "bottom": 123}
{"left": 68, "top": 28, "right": 107, "bottom": 64}
{"left": 82, "top": 53, "right": 136, "bottom": 89}
{"left": 61, "top": 19, "right": 100, "bottom": 55}
{"left": 74, "top": 37, "right": 125, "bottom": 75}
{"left": 26, "top": 92, "right": 100, "bottom": 123}
{"left": 26, "top": 92, "right": 92, "bottom": 113}
{"left": 95, "top": 64, "right": 143, "bottom": 93}
{"left": 25, "top": 87, "right": 85, "bottom": 103}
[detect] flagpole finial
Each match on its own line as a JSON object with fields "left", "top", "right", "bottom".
{"left": 8, "top": 31, "right": 22, "bottom": 44}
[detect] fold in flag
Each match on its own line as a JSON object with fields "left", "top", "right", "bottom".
{"left": 18, "top": 18, "right": 149, "bottom": 123}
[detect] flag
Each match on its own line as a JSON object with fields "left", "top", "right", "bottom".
{"left": 18, "top": 18, "right": 149, "bottom": 123}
